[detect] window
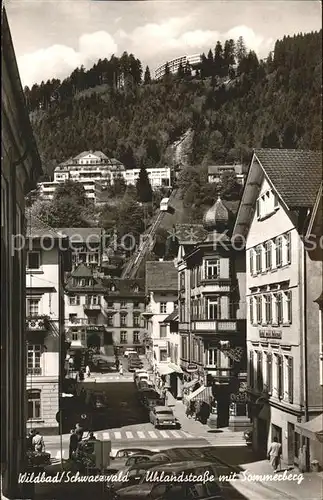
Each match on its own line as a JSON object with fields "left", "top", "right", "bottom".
{"left": 255, "top": 246, "right": 262, "bottom": 273}
{"left": 249, "top": 351, "right": 254, "bottom": 389}
{"left": 265, "top": 295, "right": 272, "bottom": 324}
{"left": 69, "top": 295, "right": 80, "bottom": 306}
{"left": 180, "top": 272, "right": 185, "bottom": 289}
{"left": 72, "top": 333, "right": 78, "bottom": 341}
{"left": 276, "top": 354, "right": 284, "bottom": 399}
{"left": 160, "top": 302, "right": 167, "bottom": 314}
{"left": 249, "top": 249, "right": 254, "bottom": 275}
{"left": 249, "top": 297, "right": 254, "bottom": 324}
{"left": 27, "top": 345, "right": 41, "bottom": 375}
{"left": 208, "top": 348, "right": 218, "bottom": 366}
{"left": 133, "top": 285, "right": 139, "bottom": 293}
{"left": 266, "top": 353, "right": 272, "bottom": 394}
{"left": 286, "top": 356, "right": 293, "bottom": 404}
{"left": 275, "top": 237, "right": 282, "bottom": 267}
{"left": 107, "top": 314, "right": 114, "bottom": 327}
{"left": 208, "top": 299, "right": 220, "bottom": 320}
{"left": 27, "top": 298, "right": 40, "bottom": 317}
{"left": 27, "top": 251, "right": 40, "bottom": 270}
{"left": 274, "top": 293, "right": 283, "bottom": 324}
{"left": 256, "top": 296, "right": 262, "bottom": 324}
{"left": 257, "top": 351, "right": 263, "bottom": 392}
{"left": 133, "top": 331, "right": 140, "bottom": 344}
{"left": 120, "top": 314, "right": 127, "bottom": 327}
{"left": 120, "top": 301, "right": 127, "bottom": 308}
{"left": 133, "top": 302, "right": 140, "bottom": 309}
{"left": 133, "top": 314, "right": 140, "bottom": 327}
{"left": 205, "top": 259, "right": 220, "bottom": 279}
{"left": 120, "top": 331, "right": 127, "bottom": 344}
{"left": 159, "top": 325, "right": 167, "bottom": 338}
{"left": 160, "top": 349, "right": 167, "bottom": 362}
{"left": 284, "top": 232, "right": 291, "bottom": 264}
{"left": 265, "top": 241, "right": 272, "bottom": 270}
{"left": 285, "top": 291, "right": 292, "bottom": 324}
{"left": 107, "top": 301, "right": 114, "bottom": 308}
{"left": 27, "top": 390, "right": 41, "bottom": 420}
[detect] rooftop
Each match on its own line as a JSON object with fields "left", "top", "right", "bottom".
{"left": 58, "top": 227, "right": 102, "bottom": 242}
{"left": 254, "top": 149, "right": 322, "bottom": 208}
{"left": 103, "top": 278, "right": 145, "bottom": 296}
{"left": 26, "top": 210, "right": 65, "bottom": 239}
{"left": 145, "top": 261, "right": 178, "bottom": 292}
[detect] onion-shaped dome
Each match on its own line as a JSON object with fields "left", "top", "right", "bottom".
{"left": 203, "top": 196, "right": 229, "bottom": 231}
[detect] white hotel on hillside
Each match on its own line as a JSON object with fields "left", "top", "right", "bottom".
{"left": 38, "top": 151, "right": 172, "bottom": 202}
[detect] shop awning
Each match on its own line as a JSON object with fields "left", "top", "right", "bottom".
{"left": 186, "top": 385, "right": 213, "bottom": 403}
{"left": 183, "top": 379, "right": 198, "bottom": 390}
{"left": 168, "top": 363, "right": 183, "bottom": 374}
{"left": 295, "top": 414, "right": 323, "bottom": 442}
{"left": 163, "top": 309, "right": 179, "bottom": 323}
{"left": 157, "top": 364, "right": 175, "bottom": 376}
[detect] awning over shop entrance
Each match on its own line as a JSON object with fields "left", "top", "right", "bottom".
{"left": 186, "top": 385, "right": 212, "bottom": 403}
{"left": 295, "top": 414, "right": 323, "bottom": 442}
{"left": 168, "top": 363, "right": 183, "bottom": 374}
{"left": 156, "top": 364, "right": 175, "bottom": 376}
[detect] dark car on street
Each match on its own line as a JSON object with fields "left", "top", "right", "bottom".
{"left": 112, "top": 461, "right": 224, "bottom": 499}
{"left": 128, "top": 359, "right": 143, "bottom": 372}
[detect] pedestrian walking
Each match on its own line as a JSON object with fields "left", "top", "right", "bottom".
{"left": 26, "top": 429, "right": 36, "bottom": 451}
{"left": 268, "top": 437, "right": 282, "bottom": 472}
{"left": 119, "top": 364, "right": 123, "bottom": 376}
{"left": 75, "top": 423, "right": 84, "bottom": 442}
{"left": 32, "top": 430, "right": 45, "bottom": 453}
{"left": 69, "top": 429, "right": 78, "bottom": 459}
{"left": 85, "top": 365, "right": 91, "bottom": 378}
{"left": 79, "top": 369, "right": 84, "bottom": 381}
{"left": 115, "top": 358, "right": 120, "bottom": 371}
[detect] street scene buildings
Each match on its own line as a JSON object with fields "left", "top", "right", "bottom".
{"left": 1, "top": 2, "right": 322, "bottom": 500}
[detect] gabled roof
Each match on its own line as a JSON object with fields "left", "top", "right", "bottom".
{"left": 26, "top": 210, "right": 65, "bottom": 239}
{"left": 306, "top": 182, "right": 322, "bottom": 238}
{"left": 102, "top": 278, "right": 145, "bottom": 296}
{"left": 73, "top": 151, "right": 108, "bottom": 160}
{"left": 233, "top": 149, "right": 322, "bottom": 239}
{"left": 146, "top": 261, "right": 178, "bottom": 292}
{"left": 254, "top": 149, "right": 322, "bottom": 208}
{"left": 71, "top": 263, "right": 93, "bottom": 278}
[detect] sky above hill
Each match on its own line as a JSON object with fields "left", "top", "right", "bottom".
{"left": 5, "top": 0, "right": 322, "bottom": 87}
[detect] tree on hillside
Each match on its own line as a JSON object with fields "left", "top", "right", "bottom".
{"left": 108, "top": 173, "right": 126, "bottom": 197}
{"left": 136, "top": 166, "right": 153, "bottom": 203}
{"left": 214, "top": 41, "right": 224, "bottom": 77}
{"left": 144, "top": 65, "right": 152, "bottom": 84}
{"left": 223, "top": 39, "right": 235, "bottom": 76}
{"left": 53, "top": 180, "right": 87, "bottom": 205}
{"left": 184, "top": 61, "right": 192, "bottom": 78}
{"left": 177, "top": 62, "right": 185, "bottom": 79}
{"left": 235, "top": 36, "right": 247, "bottom": 65}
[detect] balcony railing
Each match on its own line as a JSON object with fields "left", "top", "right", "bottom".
{"left": 179, "top": 321, "right": 189, "bottom": 331}
{"left": 27, "top": 367, "right": 42, "bottom": 375}
{"left": 83, "top": 304, "right": 101, "bottom": 312}
{"left": 26, "top": 316, "right": 50, "bottom": 332}
{"left": 67, "top": 318, "right": 101, "bottom": 326}
{"left": 192, "top": 319, "right": 237, "bottom": 333}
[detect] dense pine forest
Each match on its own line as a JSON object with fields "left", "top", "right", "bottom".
{"left": 25, "top": 31, "right": 322, "bottom": 179}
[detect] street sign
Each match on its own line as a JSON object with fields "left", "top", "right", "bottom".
{"left": 186, "top": 364, "right": 198, "bottom": 373}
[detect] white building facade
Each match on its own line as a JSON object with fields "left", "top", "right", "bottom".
{"left": 25, "top": 216, "right": 70, "bottom": 433}
{"left": 155, "top": 54, "right": 202, "bottom": 80}
{"left": 124, "top": 167, "right": 172, "bottom": 189}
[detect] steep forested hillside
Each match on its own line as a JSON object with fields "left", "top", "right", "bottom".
{"left": 26, "top": 31, "right": 322, "bottom": 178}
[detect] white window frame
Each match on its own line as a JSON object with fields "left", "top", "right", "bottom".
{"left": 27, "top": 251, "right": 41, "bottom": 270}
{"left": 249, "top": 297, "right": 254, "bottom": 325}
{"left": 160, "top": 302, "right": 167, "bottom": 314}
{"left": 159, "top": 324, "right": 167, "bottom": 338}
{"left": 133, "top": 314, "right": 140, "bottom": 327}
{"left": 205, "top": 259, "right": 220, "bottom": 280}
{"left": 266, "top": 352, "right": 273, "bottom": 395}
{"left": 120, "top": 331, "right": 128, "bottom": 343}
{"left": 69, "top": 295, "right": 80, "bottom": 306}
{"left": 255, "top": 246, "right": 262, "bottom": 273}
{"left": 159, "top": 349, "right": 168, "bottom": 362}
{"left": 264, "top": 295, "right": 272, "bottom": 325}
{"left": 27, "top": 389, "right": 41, "bottom": 420}
{"left": 283, "top": 290, "right": 292, "bottom": 324}
{"left": 120, "top": 313, "right": 127, "bottom": 327}
{"left": 256, "top": 296, "right": 262, "bottom": 324}
{"left": 275, "top": 237, "right": 282, "bottom": 268}
{"left": 208, "top": 298, "right": 220, "bottom": 320}
{"left": 27, "top": 344, "right": 41, "bottom": 374}
{"left": 265, "top": 241, "right": 272, "bottom": 270}
{"left": 26, "top": 297, "right": 40, "bottom": 317}
{"left": 133, "top": 331, "right": 140, "bottom": 343}
{"left": 274, "top": 292, "right": 283, "bottom": 325}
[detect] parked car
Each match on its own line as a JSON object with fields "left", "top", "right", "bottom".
{"left": 149, "top": 406, "right": 180, "bottom": 429}
{"left": 135, "top": 372, "right": 149, "bottom": 385}
{"left": 113, "top": 461, "right": 224, "bottom": 499}
{"left": 128, "top": 360, "right": 143, "bottom": 372}
{"left": 124, "top": 349, "right": 137, "bottom": 358}
{"left": 110, "top": 448, "right": 156, "bottom": 460}
{"left": 141, "top": 391, "right": 165, "bottom": 410}
{"left": 134, "top": 369, "right": 149, "bottom": 381}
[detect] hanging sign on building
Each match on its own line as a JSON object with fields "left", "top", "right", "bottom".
{"left": 86, "top": 326, "right": 105, "bottom": 333}
{"left": 221, "top": 346, "right": 244, "bottom": 362}
{"left": 186, "top": 363, "right": 198, "bottom": 373}
{"left": 259, "top": 329, "right": 282, "bottom": 339}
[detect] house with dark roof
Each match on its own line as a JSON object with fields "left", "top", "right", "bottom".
{"left": 25, "top": 212, "right": 71, "bottom": 433}
{"left": 144, "top": 261, "right": 179, "bottom": 381}
{"left": 233, "top": 149, "right": 323, "bottom": 470}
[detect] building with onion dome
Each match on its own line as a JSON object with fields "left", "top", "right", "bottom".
{"left": 176, "top": 197, "right": 248, "bottom": 430}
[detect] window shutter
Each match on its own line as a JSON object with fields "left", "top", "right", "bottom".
{"left": 220, "top": 258, "right": 229, "bottom": 279}
{"left": 288, "top": 357, "right": 293, "bottom": 403}
{"left": 249, "top": 297, "right": 254, "bottom": 325}
{"left": 249, "top": 250, "right": 254, "bottom": 275}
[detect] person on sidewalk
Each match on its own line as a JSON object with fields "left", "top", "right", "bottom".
{"left": 75, "top": 422, "right": 84, "bottom": 443}
{"left": 268, "top": 437, "right": 282, "bottom": 472}
{"left": 85, "top": 365, "right": 91, "bottom": 378}
{"left": 32, "top": 430, "right": 45, "bottom": 453}
{"left": 69, "top": 429, "right": 78, "bottom": 459}
{"left": 119, "top": 364, "right": 124, "bottom": 376}
{"left": 26, "top": 429, "right": 36, "bottom": 451}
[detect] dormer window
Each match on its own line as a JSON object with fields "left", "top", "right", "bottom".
{"left": 256, "top": 189, "right": 279, "bottom": 220}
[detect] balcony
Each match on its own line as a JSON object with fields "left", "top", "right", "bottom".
{"left": 26, "top": 315, "right": 50, "bottom": 332}
{"left": 83, "top": 303, "right": 101, "bottom": 313}
{"left": 179, "top": 322, "right": 189, "bottom": 331}
{"left": 27, "top": 367, "right": 42, "bottom": 376}
{"left": 192, "top": 319, "right": 237, "bottom": 334}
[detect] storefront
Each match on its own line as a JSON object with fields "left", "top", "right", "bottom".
{"left": 295, "top": 414, "right": 323, "bottom": 471}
